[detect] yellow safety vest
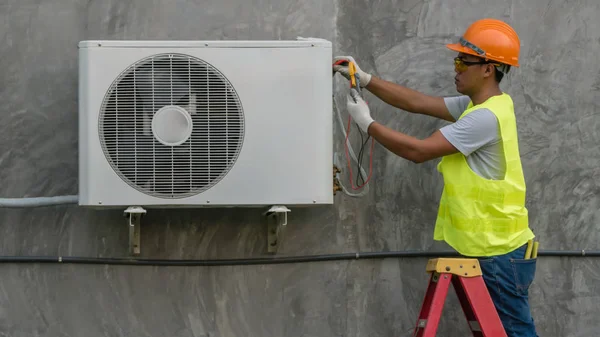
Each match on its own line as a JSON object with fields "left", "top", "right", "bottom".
{"left": 434, "top": 93, "right": 534, "bottom": 257}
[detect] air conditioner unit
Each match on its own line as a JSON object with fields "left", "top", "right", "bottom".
{"left": 78, "top": 39, "right": 333, "bottom": 210}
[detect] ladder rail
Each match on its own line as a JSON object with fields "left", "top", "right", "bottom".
{"left": 412, "top": 273, "right": 452, "bottom": 337}
{"left": 458, "top": 276, "right": 507, "bottom": 336}
{"left": 412, "top": 258, "right": 508, "bottom": 337}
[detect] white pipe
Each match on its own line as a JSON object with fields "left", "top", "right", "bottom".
{"left": 0, "top": 195, "right": 78, "bottom": 208}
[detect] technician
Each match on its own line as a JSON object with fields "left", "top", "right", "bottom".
{"left": 333, "top": 18, "right": 538, "bottom": 337}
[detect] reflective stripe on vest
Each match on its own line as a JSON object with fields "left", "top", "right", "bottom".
{"left": 434, "top": 93, "right": 534, "bottom": 257}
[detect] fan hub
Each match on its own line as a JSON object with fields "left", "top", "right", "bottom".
{"left": 152, "top": 105, "right": 193, "bottom": 146}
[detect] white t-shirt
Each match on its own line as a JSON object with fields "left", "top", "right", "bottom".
{"left": 439, "top": 95, "right": 506, "bottom": 180}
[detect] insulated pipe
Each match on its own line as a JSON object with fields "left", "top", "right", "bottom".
{"left": 0, "top": 250, "right": 598, "bottom": 266}
{"left": 0, "top": 195, "right": 78, "bottom": 208}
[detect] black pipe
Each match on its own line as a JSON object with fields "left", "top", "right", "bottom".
{"left": 537, "top": 250, "right": 600, "bottom": 257}
{"left": 0, "top": 250, "right": 598, "bottom": 266}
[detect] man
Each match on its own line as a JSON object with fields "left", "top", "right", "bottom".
{"left": 333, "top": 18, "right": 538, "bottom": 336}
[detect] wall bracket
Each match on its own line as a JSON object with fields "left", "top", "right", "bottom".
{"left": 124, "top": 206, "right": 146, "bottom": 256}
{"left": 264, "top": 205, "right": 290, "bottom": 254}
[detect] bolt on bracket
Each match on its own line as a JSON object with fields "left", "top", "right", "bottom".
{"left": 264, "top": 205, "right": 290, "bottom": 254}
{"left": 124, "top": 206, "right": 146, "bottom": 256}
{"left": 333, "top": 164, "right": 342, "bottom": 195}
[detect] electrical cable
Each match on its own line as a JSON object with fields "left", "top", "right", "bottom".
{"left": 355, "top": 127, "right": 371, "bottom": 187}
{"left": 0, "top": 250, "right": 598, "bottom": 266}
{"left": 355, "top": 127, "right": 366, "bottom": 186}
{"left": 344, "top": 68, "right": 375, "bottom": 190}
{"left": 332, "top": 94, "right": 369, "bottom": 197}
{"left": 332, "top": 65, "right": 375, "bottom": 196}
{"left": 344, "top": 115, "right": 374, "bottom": 190}
{"left": 357, "top": 135, "right": 371, "bottom": 186}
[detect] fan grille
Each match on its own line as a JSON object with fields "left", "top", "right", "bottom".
{"left": 99, "top": 53, "right": 245, "bottom": 198}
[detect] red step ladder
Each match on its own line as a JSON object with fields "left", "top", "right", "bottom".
{"left": 412, "top": 258, "right": 507, "bottom": 337}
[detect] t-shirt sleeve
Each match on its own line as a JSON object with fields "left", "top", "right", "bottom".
{"left": 439, "top": 108, "right": 500, "bottom": 156}
{"left": 443, "top": 95, "right": 471, "bottom": 121}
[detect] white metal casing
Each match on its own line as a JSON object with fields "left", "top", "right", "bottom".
{"left": 78, "top": 39, "right": 333, "bottom": 207}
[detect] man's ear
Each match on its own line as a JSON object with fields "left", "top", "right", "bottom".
{"left": 483, "top": 64, "right": 495, "bottom": 78}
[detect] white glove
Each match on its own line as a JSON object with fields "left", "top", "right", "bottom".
{"left": 347, "top": 88, "right": 374, "bottom": 133}
{"left": 333, "top": 56, "right": 372, "bottom": 88}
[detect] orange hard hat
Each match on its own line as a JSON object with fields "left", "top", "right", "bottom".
{"left": 446, "top": 18, "right": 520, "bottom": 67}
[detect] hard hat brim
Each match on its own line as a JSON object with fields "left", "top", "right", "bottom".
{"left": 446, "top": 43, "right": 481, "bottom": 58}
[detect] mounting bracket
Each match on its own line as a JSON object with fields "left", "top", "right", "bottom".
{"left": 124, "top": 206, "right": 146, "bottom": 256}
{"left": 264, "top": 205, "right": 290, "bottom": 254}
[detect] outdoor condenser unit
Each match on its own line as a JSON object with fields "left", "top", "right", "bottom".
{"left": 77, "top": 39, "right": 333, "bottom": 254}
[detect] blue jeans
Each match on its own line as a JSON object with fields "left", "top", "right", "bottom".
{"left": 469, "top": 244, "right": 539, "bottom": 337}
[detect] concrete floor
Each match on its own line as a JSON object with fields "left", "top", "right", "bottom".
{"left": 1, "top": 0, "right": 599, "bottom": 336}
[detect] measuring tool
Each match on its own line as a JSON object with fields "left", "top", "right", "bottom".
{"left": 333, "top": 59, "right": 361, "bottom": 95}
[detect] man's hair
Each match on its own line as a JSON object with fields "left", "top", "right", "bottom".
{"left": 495, "top": 68, "right": 504, "bottom": 83}
{"left": 494, "top": 64, "right": 511, "bottom": 83}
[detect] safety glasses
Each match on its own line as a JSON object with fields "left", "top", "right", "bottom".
{"left": 454, "top": 57, "right": 499, "bottom": 72}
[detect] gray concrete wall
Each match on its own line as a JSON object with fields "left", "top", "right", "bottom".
{"left": 1, "top": 0, "right": 599, "bottom": 336}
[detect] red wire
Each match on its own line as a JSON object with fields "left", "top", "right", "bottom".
{"left": 344, "top": 114, "right": 374, "bottom": 190}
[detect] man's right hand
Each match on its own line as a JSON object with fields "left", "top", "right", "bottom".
{"left": 332, "top": 56, "right": 372, "bottom": 88}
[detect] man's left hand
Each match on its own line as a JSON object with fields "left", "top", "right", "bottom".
{"left": 346, "top": 88, "right": 374, "bottom": 133}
